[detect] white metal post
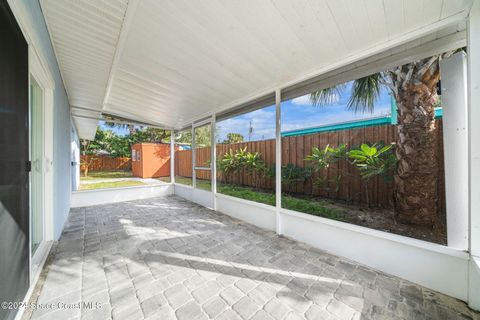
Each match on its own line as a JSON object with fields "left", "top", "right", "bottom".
{"left": 468, "top": 0, "right": 480, "bottom": 311}
{"left": 170, "top": 129, "right": 175, "bottom": 184}
{"left": 211, "top": 114, "right": 217, "bottom": 209}
{"left": 440, "top": 52, "right": 469, "bottom": 250}
{"left": 192, "top": 124, "right": 196, "bottom": 188}
{"left": 275, "top": 89, "right": 282, "bottom": 234}
{"left": 468, "top": 0, "right": 480, "bottom": 257}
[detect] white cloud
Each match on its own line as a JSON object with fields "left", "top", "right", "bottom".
{"left": 291, "top": 95, "right": 311, "bottom": 105}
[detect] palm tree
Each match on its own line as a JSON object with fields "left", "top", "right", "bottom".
{"left": 311, "top": 50, "right": 457, "bottom": 226}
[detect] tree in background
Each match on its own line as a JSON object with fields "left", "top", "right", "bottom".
{"left": 175, "top": 130, "right": 192, "bottom": 145}
{"left": 79, "top": 129, "right": 114, "bottom": 176}
{"left": 102, "top": 115, "right": 137, "bottom": 135}
{"left": 131, "top": 127, "right": 170, "bottom": 144}
{"left": 80, "top": 127, "right": 171, "bottom": 158}
{"left": 194, "top": 125, "right": 212, "bottom": 147}
{"left": 80, "top": 129, "right": 113, "bottom": 155}
{"left": 223, "top": 133, "right": 244, "bottom": 144}
{"left": 310, "top": 49, "right": 459, "bottom": 226}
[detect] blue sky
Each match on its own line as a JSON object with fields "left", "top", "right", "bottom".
{"left": 99, "top": 121, "right": 130, "bottom": 135}
{"left": 216, "top": 81, "right": 392, "bottom": 142}
{"left": 100, "top": 81, "right": 393, "bottom": 141}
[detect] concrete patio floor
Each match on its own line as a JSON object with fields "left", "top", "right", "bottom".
{"left": 25, "top": 196, "right": 478, "bottom": 320}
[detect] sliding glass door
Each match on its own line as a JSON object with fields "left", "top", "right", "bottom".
{"left": 30, "top": 76, "right": 44, "bottom": 257}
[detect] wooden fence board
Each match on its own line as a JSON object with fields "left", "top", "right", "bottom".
{"left": 174, "top": 121, "right": 445, "bottom": 209}
{"left": 80, "top": 155, "right": 131, "bottom": 171}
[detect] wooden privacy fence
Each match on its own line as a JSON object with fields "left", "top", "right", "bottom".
{"left": 80, "top": 155, "right": 131, "bottom": 171}
{"left": 175, "top": 120, "right": 445, "bottom": 210}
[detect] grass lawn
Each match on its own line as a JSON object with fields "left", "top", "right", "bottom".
{"left": 79, "top": 180, "right": 146, "bottom": 190}
{"left": 218, "top": 184, "right": 275, "bottom": 206}
{"left": 80, "top": 170, "right": 132, "bottom": 181}
{"left": 218, "top": 184, "right": 344, "bottom": 221}
{"left": 157, "top": 176, "right": 171, "bottom": 183}
{"left": 167, "top": 177, "right": 344, "bottom": 221}
{"left": 168, "top": 176, "right": 212, "bottom": 191}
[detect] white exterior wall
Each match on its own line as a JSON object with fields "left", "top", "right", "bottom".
{"left": 71, "top": 184, "right": 173, "bottom": 208}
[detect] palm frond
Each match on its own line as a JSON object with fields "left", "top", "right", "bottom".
{"left": 347, "top": 73, "right": 384, "bottom": 113}
{"left": 309, "top": 84, "right": 345, "bottom": 106}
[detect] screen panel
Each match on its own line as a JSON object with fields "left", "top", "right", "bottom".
{"left": 0, "top": 2, "right": 30, "bottom": 320}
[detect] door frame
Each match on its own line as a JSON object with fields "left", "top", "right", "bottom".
{"left": 28, "top": 43, "right": 55, "bottom": 284}
{"left": 192, "top": 119, "right": 214, "bottom": 208}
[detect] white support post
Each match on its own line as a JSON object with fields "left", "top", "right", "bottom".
{"left": 275, "top": 89, "right": 282, "bottom": 234}
{"left": 440, "top": 52, "right": 468, "bottom": 250}
{"left": 170, "top": 129, "right": 175, "bottom": 184}
{"left": 192, "top": 124, "right": 196, "bottom": 188}
{"left": 468, "top": 0, "right": 480, "bottom": 311}
{"left": 211, "top": 114, "right": 217, "bottom": 209}
{"left": 469, "top": 0, "right": 480, "bottom": 258}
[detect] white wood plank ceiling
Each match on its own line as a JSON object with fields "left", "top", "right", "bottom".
{"left": 41, "top": 0, "right": 473, "bottom": 139}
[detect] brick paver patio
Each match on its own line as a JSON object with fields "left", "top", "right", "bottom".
{"left": 27, "top": 196, "right": 478, "bottom": 320}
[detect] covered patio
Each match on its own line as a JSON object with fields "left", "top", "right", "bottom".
{"left": 26, "top": 196, "right": 476, "bottom": 320}
{"left": 2, "top": 0, "right": 480, "bottom": 320}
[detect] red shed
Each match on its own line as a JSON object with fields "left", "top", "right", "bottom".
{"left": 131, "top": 143, "right": 171, "bottom": 178}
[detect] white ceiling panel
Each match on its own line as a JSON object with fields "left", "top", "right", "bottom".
{"left": 41, "top": 0, "right": 473, "bottom": 139}
{"left": 41, "top": 0, "right": 128, "bottom": 138}
{"left": 72, "top": 116, "right": 99, "bottom": 141}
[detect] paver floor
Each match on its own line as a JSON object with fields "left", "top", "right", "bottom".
{"left": 27, "top": 196, "right": 479, "bottom": 320}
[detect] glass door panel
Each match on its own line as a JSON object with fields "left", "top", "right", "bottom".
{"left": 30, "top": 77, "right": 43, "bottom": 255}
{"left": 193, "top": 123, "right": 212, "bottom": 190}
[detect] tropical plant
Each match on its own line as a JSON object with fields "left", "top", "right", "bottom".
{"left": 305, "top": 144, "right": 347, "bottom": 170}
{"left": 217, "top": 149, "right": 242, "bottom": 184}
{"left": 217, "top": 147, "right": 273, "bottom": 189}
{"left": 305, "top": 144, "right": 347, "bottom": 195}
{"left": 348, "top": 144, "right": 396, "bottom": 180}
{"left": 310, "top": 50, "right": 459, "bottom": 225}
{"left": 348, "top": 143, "right": 396, "bottom": 207}
{"left": 242, "top": 151, "right": 266, "bottom": 189}
{"left": 223, "top": 133, "right": 244, "bottom": 144}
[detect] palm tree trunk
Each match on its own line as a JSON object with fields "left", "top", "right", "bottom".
{"left": 393, "top": 70, "right": 440, "bottom": 226}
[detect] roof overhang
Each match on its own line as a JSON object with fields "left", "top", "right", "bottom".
{"left": 40, "top": 0, "right": 473, "bottom": 139}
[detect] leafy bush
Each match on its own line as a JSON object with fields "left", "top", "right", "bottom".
{"left": 217, "top": 148, "right": 243, "bottom": 184}
{"left": 348, "top": 143, "right": 396, "bottom": 181}
{"left": 305, "top": 144, "right": 347, "bottom": 194}
{"left": 348, "top": 143, "right": 396, "bottom": 206}
{"left": 217, "top": 147, "right": 270, "bottom": 189}
{"left": 281, "top": 164, "right": 310, "bottom": 190}
{"left": 305, "top": 144, "right": 347, "bottom": 170}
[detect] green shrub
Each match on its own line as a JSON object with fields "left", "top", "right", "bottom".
{"left": 281, "top": 164, "right": 310, "bottom": 190}
{"left": 348, "top": 143, "right": 396, "bottom": 181}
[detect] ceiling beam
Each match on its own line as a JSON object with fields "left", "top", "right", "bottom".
{"left": 101, "top": 0, "right": 140, "bottom": 112}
